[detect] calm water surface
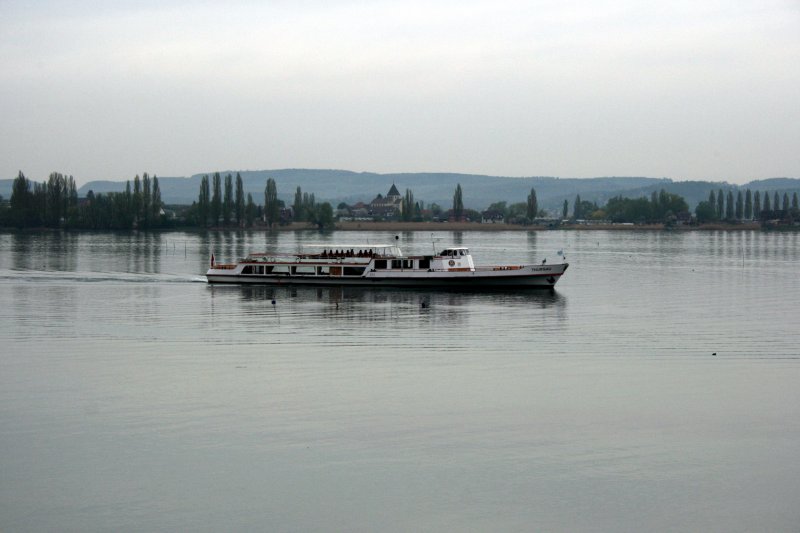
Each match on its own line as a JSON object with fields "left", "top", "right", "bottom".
{"left": 1, "top": 230, "right": 799, "bottom": 532}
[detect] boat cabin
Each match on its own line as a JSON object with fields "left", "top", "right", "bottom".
{"left": 433, "top": 247, "right": 475, "bottom": 271}
{"left": 439, "top": 247, "right": 470, "bottom": 257}
{"left": 233, "top": 244, "right": 476, "bottom": 279}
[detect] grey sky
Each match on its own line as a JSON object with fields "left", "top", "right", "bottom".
{"left": 1, "top": 0, "right": 798, "bottom": 185}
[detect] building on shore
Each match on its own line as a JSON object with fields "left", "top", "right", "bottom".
{"left": 369, "top": 184, "right": 403, "bottom": 218}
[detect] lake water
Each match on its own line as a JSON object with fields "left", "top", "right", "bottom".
{"left": 1, "top": 229, "right": 798, "bottom": 532}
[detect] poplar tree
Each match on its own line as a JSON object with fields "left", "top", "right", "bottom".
{"left": 725, "top": 191, "right": 734, "bottom": 220}
{"left": 10, "top": 171, "right": 32, "bottom": 226}
{"left": 763, "top": 191, "right": 771, "bottom": 211}
{"left": 782, "top": 192, "right": 790, "bottom": 212}
{"left": 716, "top": 189, "right": 724, "bottom": 219}
{"left": 125, "top": 180, "right": 132, "bottom": 221}
{"left": 744, "top": 189, "right": 752, "bottom": 220}
{"left": 735, "top": 190, "right": 743, "bottom": 220}
{"left": 773, "top": 192, "right": 780, "bottom": 212}
{"left": 293, "top": 186, "right": 303, "bottom": 222}
{"left": 46, "top": 172, "right": 65, "bottom": 226}
{"left": 211, "top": 172, "right": 222, "bottom": 226}
{"left": 133, "top": 175, "right": 142, "bottom": 225}
{"left": 10, "top": 171, "right": 30, "bottom": 211}
{"left": 562, "top": 199, "right": 568, "bottom": 219}
{"left": 151, "top": 175, "right": 161, "bottom": 225}
{"left": 753, "top": 190, "right": 761, "bottom": 218}
{"left": 793, "top": 192, "right": 799, "bottom": 210}
{"left": 66, "top": 176, "right": 77, "bottom": 223}
{"left": 235, "top": 173, "right": 244, "bottom": 227}
{"left": 223, "top": 173, "right": 233, "bottom": 226}
{"left": 245, "top": 193, "right": 256, "bottom": 227}
{"left": 453, "top": 184, "right": 464, "bottom": 220}
{"left": 142, "top": 173, "right": 151, "bottom": 227}
{"left": 574, "top": 194, "right": 582, "bottom": 219}
{"left": 708, "top": 190, "right": 716, "bottom": 219}
{"left": 11, "top": 170, "right": 31, "bottom": 209}
{"left": 198, "top": 175, "right": 209, "bottom": 227}
{"left": 264, "top": 178, "right": 279, "bottom": 227}
{"left": 402, "top": 189, "right": 414, "bottom": 221}
{"left": 527, "top": 188, "right": 538, "bottom": 220}
{"left": 33, "top": 182, "right": 47, "bottom": 223}
{"left": 302, "top": 191, "right": 315, "bottom": 222}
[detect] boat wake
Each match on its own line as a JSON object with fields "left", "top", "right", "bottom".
{"left": 0, "top": 269, "right": 200, "bottom": 284}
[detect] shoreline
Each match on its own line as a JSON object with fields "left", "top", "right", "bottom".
{"left": 330, "top": 221, "right": 764, "bottom": 232}
{"left": 0, "top": 221, "right": 777, "bottom": 233}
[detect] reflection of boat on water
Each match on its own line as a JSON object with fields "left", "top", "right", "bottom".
{"left": 206, "top": 244, "right": 568, "bottom": 289}
{"left": 224, "top": 283, "right": 566, "bottom": 308}
{"left": 209, "top": 283, "right": 567, "bottom": 326}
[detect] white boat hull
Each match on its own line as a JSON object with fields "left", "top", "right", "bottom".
{"left": 206, "top": 263, "right": 568, "bottom": 289}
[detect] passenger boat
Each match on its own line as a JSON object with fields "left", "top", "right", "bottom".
{"left": 206, "top": 245, "right": 568, "bottom": 289}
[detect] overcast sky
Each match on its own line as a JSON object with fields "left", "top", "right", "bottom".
{"left": 1, "top": 0, "right": 798, "bottom": 185}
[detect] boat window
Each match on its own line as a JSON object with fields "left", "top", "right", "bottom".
{"left": 418, "top": 258, "right": 430, "bottom": 269}
{"left": 343, "top": 266, "right": 365, "bottom": 276}
{"left": 391, "top": 259, "right": 402, "bottom": 269}
{"left": 318, "top": 266, "right": 330, "bottom": 275}
{"left": 403, "top": 260, "right": 413, "bottom": 269}
{"left": 272, "top": 266, "right": 290, "bottom": 275}
{"left": 292, "top": 266, "right": 316, "bottom": 275}
{"left": 242, "top": 265, "right": 253, "bottom": 274}
{"left": 374, "top": 259, "right": 387, "bottom": 269}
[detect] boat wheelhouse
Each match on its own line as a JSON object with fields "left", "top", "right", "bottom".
{"left": 206, "top": 244, "right": 567, "bottom": 289}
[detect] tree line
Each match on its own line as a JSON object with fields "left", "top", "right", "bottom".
{"left": 558, "top": 188, "right": 798, "bottom": 225}
{"left": 0, "top": 171, "right": 338, "bottom": 230}
{"left": 464, "top": 186, "right": 689, "bottom": 225}
{"left": 2, "top": 171, "right": 163, "bottom": 229}
{"left": 187, "top": 174, "right": 335, "bottom": 229}
{"left": 696, "top": 189, "right": 799, "bottom": 223}
{"left": 191, "top": 172, "right": 258, "bottom": 228}
{"left": 3, "top": 172, "right": 797, "bottom": 229}
{"left": 589, "top": 190, "right": 689, "bottom": 224}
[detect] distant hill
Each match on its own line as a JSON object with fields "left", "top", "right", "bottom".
{"left": 3, "top": 171, "right": 799, "bottom": 212}
{"left": 75, "top": 170, "right": 667, "bottom": 210}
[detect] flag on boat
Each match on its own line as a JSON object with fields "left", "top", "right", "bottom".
{"left": 211, "top": 253, "right": 215, "bottom": 267}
